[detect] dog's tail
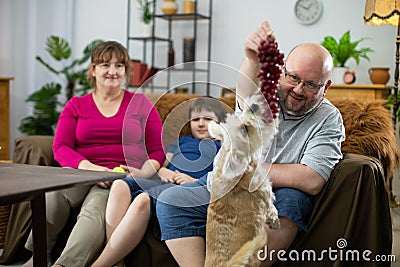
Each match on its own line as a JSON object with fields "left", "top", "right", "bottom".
{"left": 227, "top": 230, "right": 267, "bottom": 267}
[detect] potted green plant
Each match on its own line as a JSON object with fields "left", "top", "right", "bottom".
{"left": 19, "top": 35, "right": 103, "bottom": 135}
{"left": 321, "top": 30, "right": 373, "bottom": 68}
{"left": 137, "top": 0, "right": 153, "bottom": 24}
{"left": 321, "top": 31, "right": 374, "bottom": 84}
{"left": 137, "top": 0, "right": 154, "bottom": 36}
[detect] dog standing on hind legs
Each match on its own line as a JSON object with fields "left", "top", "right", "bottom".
{"left": 205, "top": 94, "right": 280, "bottom": 267}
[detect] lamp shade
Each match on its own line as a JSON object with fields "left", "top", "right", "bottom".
{"left": 364, "top": 0, "right": 400, "bottom": 26}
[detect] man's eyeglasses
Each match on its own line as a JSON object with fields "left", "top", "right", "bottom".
{"left": 283, "top": 67, "right": 326, "bottom": 93}
{"left": 97, "top": 63, "right": 125, "bottom": 70}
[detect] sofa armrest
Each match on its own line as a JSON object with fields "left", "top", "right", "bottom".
{"left": 13, "top": 135, "right": 58, "bottom": 166}
{"left": 279, "top": 153, "right": 392, "bottom": 267}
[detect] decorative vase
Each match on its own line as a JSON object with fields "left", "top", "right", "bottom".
{"left": 168, "top": 41, "right": 175, "bottom": 67}
{"left": 331, "top": 67, "right": 347, "bottom": 84}
{"left": 369, "top": 67, "right": 390, "bottom": 85}
{"left": 183, "top": 37, "right": 195, "bottom": 62}
{"left": 162, "top": 0, "right": 178, "bottom": 15}
{"left": 183, "top": 0, "right": 195, "bottom": 14}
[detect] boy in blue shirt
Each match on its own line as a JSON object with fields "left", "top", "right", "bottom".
{"left": 92, "top": 96, "right": 227, "bottom": 267}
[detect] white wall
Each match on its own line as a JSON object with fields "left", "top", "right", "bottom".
{"left": 211, "top": 1, "right": 395, "bottom": 87}
{"left": 0, "top": 0, "right": 73, "bottom": 157}
{"left": 72, "top": 0, "right": 396, "bottom": 91}
{"left": 0, "top": 0, "right": 396, "bottom": 158}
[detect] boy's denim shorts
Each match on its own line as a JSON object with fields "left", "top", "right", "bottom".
{"left": 156, "top": 176, "right": 314, "bottom": 241}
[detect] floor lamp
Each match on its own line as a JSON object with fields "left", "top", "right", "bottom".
{"left": 364, "top": 0, "right": 400, "bottom": 207}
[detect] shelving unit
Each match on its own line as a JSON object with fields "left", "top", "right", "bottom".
{"left": 126, "top": 0, "right": 212, "bottom": 95}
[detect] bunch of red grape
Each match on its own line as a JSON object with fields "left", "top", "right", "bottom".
{"left": 257, "top": 36, "right": 284, "bottom": 121}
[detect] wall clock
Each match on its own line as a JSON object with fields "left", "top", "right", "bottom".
{"left": 294, "top": 0, "right": 323, "bottom": 25}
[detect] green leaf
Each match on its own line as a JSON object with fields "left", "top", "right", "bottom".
{"left": 74, "top": 39, "right": 104, "bottom": 65}
{"left": 45, "top": 35, "right": 71, "bottom": 61}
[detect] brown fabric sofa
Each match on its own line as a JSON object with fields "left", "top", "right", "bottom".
{"left": 0, "top": 94, "right": 398, "bottom": 267}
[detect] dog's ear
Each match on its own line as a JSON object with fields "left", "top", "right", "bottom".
{"left": 223, "top": 150, "right": 248, "bottom": 182}
{"left": 248, "top": 163, "right": 271, "bottom": 192}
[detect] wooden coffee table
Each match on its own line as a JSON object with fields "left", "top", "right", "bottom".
{"left": 0, "top": 162, "right": 126, "bottom": 267}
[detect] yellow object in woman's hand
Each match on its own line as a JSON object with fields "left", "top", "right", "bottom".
{"left": 112, "top": 166, "right": 126, "bottom": 173}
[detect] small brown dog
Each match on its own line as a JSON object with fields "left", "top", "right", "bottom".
{"left": 205, "top": 94, "right": 280, "bottom": 267}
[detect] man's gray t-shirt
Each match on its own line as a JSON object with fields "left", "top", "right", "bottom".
{"left": 208, "top": 97, "right": 346, "bottom": 191}
{"left": 267, "top": 98, "right": 345, "bottom": 181}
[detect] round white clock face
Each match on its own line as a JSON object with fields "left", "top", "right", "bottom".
{"left": 294, "top": 0, "right": 323, "bottom": 25}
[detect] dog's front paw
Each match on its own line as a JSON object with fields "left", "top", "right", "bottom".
{"left": 269, "top": 217, "right": 281, "bottom": 230}
{"left": 266, "top": 206, "right": 280, "bottom": 229}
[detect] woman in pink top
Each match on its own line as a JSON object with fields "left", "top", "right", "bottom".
{"left": 22, "top": 41, "right": 165, "bottom": 267}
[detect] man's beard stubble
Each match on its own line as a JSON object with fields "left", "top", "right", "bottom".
{"left": 276, "top": 85, "right": 320, "bottom": 116}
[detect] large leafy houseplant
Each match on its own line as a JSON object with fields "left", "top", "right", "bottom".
{"left": 321, "top": 31, "right": 374, "bottom": 67}
{"left": 19, "top": 35, "right": 103, "bottom": 135}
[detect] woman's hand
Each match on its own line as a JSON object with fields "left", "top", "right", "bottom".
{"left": 120, "top": 159, "right": 160, "bottom": 179}
{"left": 172, "top": 171, "right": 196, "bottom": 185}
{"left": 78, "top": 160, "right": 110, "bottom": 172}
{"left": 97, "top": 180, "right": 113, "bottom": 189}
{"left": 77, "top": 160, "right": 113, "bottom": 188}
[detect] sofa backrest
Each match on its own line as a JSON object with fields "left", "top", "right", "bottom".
{"left": 145, "top": 93, "right": 400, "bottom": 180}
{"left": 144, "top": 93, "right": 236, "bottom": 148}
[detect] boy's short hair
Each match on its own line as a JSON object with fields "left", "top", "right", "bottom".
{"left": 188, "top": 96, "right": 227, "bottom": 122}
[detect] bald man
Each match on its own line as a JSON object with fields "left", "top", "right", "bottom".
{"left": 156, "top": 21, "right": 345, "bottom": 267}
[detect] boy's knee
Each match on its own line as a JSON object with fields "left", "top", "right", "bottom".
{"left": 157, "top": 186, "right": 181, "bottom": 206}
